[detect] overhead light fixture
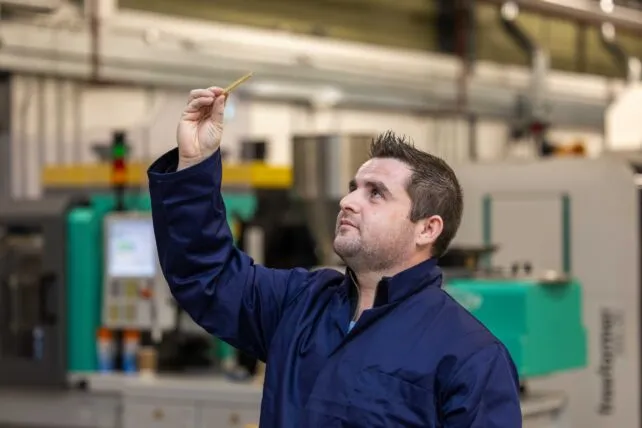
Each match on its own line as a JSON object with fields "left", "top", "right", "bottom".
{"left": 600, "top": 0, "right": 614, "bottom": 14}
{"left": 601, "top": 22, "right": 616, "bottom": 41}
{"left": 501, "top": 2, "right": 519, "bottom": 21}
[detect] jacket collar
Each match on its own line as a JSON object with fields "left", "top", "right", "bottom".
{"left": 340, "top": 258, "right": 442, "bottom": 309}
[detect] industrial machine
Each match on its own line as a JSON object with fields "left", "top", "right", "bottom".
{"left": 0, "top": 128, "right": 268, "bottom": 385}
{"left": 450, "top": 157, "right": 638, "bottom": 427}
{"left": 440, "top": 247, "right": 587, "bottom": 381}
{"left": 0, "top": 196, "right": 83, "bottom": 387}
{"left": 0, "top": 190, "right": 263, "bottom": 387}
{"left": 442, "top": 81, "right": 642, "bottom": 428}
{"left": 0, "top": 192, "right": 266, "bottom": 428}
{"left": 68, "top": 194, "right": 165, "bottom": 374}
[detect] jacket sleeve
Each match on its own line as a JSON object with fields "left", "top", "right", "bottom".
{"left": 147, "top": 148, "right": 314, "bottom": 362}
{"left": 441, "top": 343, "right": 523, "bottom": 427}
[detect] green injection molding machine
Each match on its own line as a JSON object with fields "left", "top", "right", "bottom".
{"left": 444, "top": 274, "right": 587, "bottom": 379}
{"left": 67, "top": 192, "right": 257, "bottom": 373}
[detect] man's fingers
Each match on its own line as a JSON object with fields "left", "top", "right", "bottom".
{"left": 187, "top": 89, "right": 213, "bottom": 104}
{"left": 185, "top": 96, "right": 214, "bottom": 113}
{"left": 208, "top": 86, "right": 225, "bottom": 97}
{"left": 186, "top": 87, "right": 225, "bottom": 107}
{"left": 183, "top": 87, "right": 225, "bottom": 123}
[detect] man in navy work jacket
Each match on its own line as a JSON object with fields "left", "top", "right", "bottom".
{"left": 147, "top": 86, "right": 522, "bottom": 427}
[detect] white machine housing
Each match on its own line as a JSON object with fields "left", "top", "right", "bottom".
{"left": 451, "top": 78, "right": 642, "bottom": 428}
{"left": 453, "top": 156, "right": 640, "bottom": 428}
{"left": 605, "top": 82, "right": 642, "bottom": 153}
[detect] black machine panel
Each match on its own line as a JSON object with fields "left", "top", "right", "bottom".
{"left": 0, "top": 196, "right": 80, "bottom": 387}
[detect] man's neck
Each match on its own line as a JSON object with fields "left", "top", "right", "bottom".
{"left": 350, "top": 254, "right": 430, "bottom": 320}
{"left": 354, "top": 271, "right": 382, "bottom": 294}
{"left": 351, "top": 270, "right": 394, "bottom": 321}
{"left": 346, "top": 270, "right": 376, "bottom": 321}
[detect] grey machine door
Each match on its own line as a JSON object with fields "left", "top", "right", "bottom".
{"left": 0, "top": 197, "right": 76, "bottom": 387}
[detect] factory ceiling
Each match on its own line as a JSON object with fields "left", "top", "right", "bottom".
{"left": 118, "top": 0, "right": 642, "bottom": 78}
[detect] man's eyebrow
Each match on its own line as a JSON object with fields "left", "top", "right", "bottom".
{"left": 348, "top": 179, "right": 391, "bottom": 196}
{"left": 367, "top": 180, "right": 391, "bottom": 196}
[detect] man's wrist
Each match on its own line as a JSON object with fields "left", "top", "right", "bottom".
{"left": 177, "top": 156, "right": 206, "bottom": 171}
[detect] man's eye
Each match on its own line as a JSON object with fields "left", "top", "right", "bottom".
{"left": 371, "top": 189, "right": 382, "bottom": 198}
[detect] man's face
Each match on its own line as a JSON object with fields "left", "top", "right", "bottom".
{"left": 333, "top": 158, "right": 417, "bottom": 271}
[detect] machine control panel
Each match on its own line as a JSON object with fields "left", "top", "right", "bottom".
{"left": 102, "top": 213, "right": 175, "bottom": 331}
{"left": 105, "top": 278, "right": 155, "bottom": 328}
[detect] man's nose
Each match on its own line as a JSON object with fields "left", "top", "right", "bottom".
{"left": 339, "top": 193, "right": 358, "bottom": 213}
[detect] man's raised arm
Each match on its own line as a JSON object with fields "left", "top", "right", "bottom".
{"left": 147, "top": 87, "right": 316, "bottom": 361}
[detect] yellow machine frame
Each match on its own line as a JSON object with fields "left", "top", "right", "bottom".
{"left": 42, "top": 162, "right": 292, "bottom": 189}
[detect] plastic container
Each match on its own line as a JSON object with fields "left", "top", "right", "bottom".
{"left": 122, "top": 330, "right": 140, "bottom": 374}
{"left": 96, "top": 328, "right": 115, "bottom": 373}
{"left": 137, "top": 346, "right": 158, "bottom": 379}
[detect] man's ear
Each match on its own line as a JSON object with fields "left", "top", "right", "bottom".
{"left": 416, "top": 215, "right": 443, "bottom": 247}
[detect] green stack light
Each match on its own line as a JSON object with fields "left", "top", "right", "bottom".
{"left": 111, "top": 131, "right": 127, "bottom": 211}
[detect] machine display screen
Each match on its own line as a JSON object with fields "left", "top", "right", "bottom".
{"left": 106, "top": 217, "right": 157, "bottom": 278}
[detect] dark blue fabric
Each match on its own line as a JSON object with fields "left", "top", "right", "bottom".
{"left": 148, "top": 148, "right": 523, "bottom": 428}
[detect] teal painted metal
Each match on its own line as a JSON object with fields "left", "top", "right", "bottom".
{"left": 562, "top": 194, "right": 571, "bottom": 274}
{"left": 482, "top": 195, "right": 492, "bottom": 268}
{"left": 89, "top": 192, "right": 256, "bottom": 231}
{"left": 66, "top": 191, "right": 257, "bottom": 373}
{"left": 444, "top": 277, "right": 587, "bottom": 378}
{"left": 67, "top": 208, "right": 103, "bottom": 371}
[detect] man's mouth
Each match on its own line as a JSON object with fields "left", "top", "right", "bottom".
{"left": 339, "top": 219, "right": 357, "bottom": 228}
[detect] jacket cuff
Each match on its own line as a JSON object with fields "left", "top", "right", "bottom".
{"left": 147, "top": 148, "right": 222, "bottom": 202}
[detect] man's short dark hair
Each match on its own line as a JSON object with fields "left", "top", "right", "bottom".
{"left": 369, "top": 130, "right": 463, "bottom": 258}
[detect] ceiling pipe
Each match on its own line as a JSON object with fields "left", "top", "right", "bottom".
{"left": 500, "top": 2, "right": 536, "bottom": 54}
{"left": 499, "top": 1, "right": 553, "bottom": 155}
{"left": 481, "top": 0, "right": 642, "bottom": 33}
{"left": 599, "top": 22, "right": 641, "bottom": 83}
{"left": 499, "top": 2, "right": 549, "bottom": 121}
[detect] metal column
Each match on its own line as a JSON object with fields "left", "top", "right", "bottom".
{"left": 0, "top": 73, "right": 11, "bottom": 202}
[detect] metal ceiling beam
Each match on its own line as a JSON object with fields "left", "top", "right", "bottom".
{"left": 317, "top": 0, "right": 432, "bottom": 14}
{"left": 119, "top": 0, "right": 436, "bottom": 50}
{"left": 480, "top": 0, "right": 642, "bottom": 33}
{"left": 0, "top": 0, "right": 62, "bottom": 13}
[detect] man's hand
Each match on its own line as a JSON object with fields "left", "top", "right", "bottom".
{"left": 176, "top": 86, "right": 227, "bottom": 171}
